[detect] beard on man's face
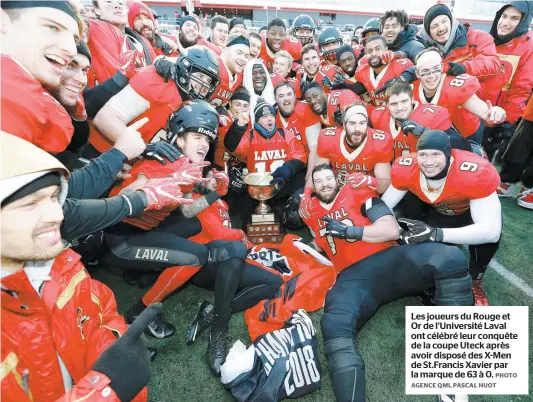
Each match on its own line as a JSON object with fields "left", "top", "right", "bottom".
{"left": 316, "top": 182, "right": 340, "bottom": 204}
{"left": 180, "top": 31, "right": 197, "bottom": 48}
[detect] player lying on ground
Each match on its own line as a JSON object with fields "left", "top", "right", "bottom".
{"left": 381, "top": 130, "right": 502, "bottom": 306}
{"left": 102, "top": 100, "right": 249, "bottom": 376}
{"left": 301, "top": 163, "right": 473, "bottom": 402}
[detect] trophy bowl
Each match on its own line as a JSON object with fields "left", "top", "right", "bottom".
{"left": 243, "top": 173, "right": 280, "bottom": 214}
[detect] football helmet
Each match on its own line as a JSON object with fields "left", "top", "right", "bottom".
{"left": 175, "top": 46, "right": 220, "bottom": 101}
{"left": 168, "top": 100, "right": 219, "bottom": 143}
{"left": 318, "top": 27, "right": 343, "bottom": 62}
{"left": 292, "top": 14, "right": 316, "bottom": 46}
{"left": 362, "top": 18, "right": 381, "bottom": 38}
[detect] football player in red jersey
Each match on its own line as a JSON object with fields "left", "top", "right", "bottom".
{"left": 88, "top": 0, "right": 156, "bottom": 87}
{"left": 413, "top": 48, "right": 507, "bottom": 144}
{"left": 270, "top": 50, "right": 294, "bottom": 87}
{"left": 423, "top": 4, "right": 506, "bottom": 104}
{"left": 371, "top": 81, "right": 462, "bottom": 160}
{"left": 1, "top": 1, "right": 78, "bottom": 153}
{"left": 305, "top": 164, "right": 472, "bottom": 402}
{"left": 317, "top": 26, "right": 344, "bottom": 66}
{"left": 292, "top": 14, "right": 316, "bottom": 46}
{"left": 249, "top": 32, "right": 262, "bottom": 59}
{"left": 275, "top": 82, "right": 322, "bottom": 186}
{"left": 293, "top": 44, "right": 343, "bottom": 95}
{"left": 302, "top": 82, "right": 362, "bottom": 127}
{"left": 128, "top": 2, "right": 178, "bottom": 57}
{"left": 315, "top": 103, "right": 393, "bottom": 194}
{"left": 210, "top": 35, "right": 250, "bottom": 108}
{"left": 382, "top": 130, "right": 502, "bottom": 306}
{"left": 225, "top": 99, "right": 307, "bottom": 184}
{"left": 215, "top": 87, "right": 251, "bottom": 168}
{"left": 90, "top": 47, "right": 219, "bottom": 157}
{"left": 355, "top": 35, "right": 414, "bottom": 106}
{"left": 102, "top": 100, "right": 250, "bottom": 376}
{"left": 260, "top": 17, "right": 302, "bottom": 71}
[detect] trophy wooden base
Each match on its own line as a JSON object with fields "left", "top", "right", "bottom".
{"left": 246, "top": 214, "right": 284, "bottom": 244}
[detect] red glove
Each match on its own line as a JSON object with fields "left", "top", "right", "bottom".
{"left": 380, "top": 50, "right": 395, "bottom": 64}
{"left": 71, "top": 95, "right": 87, "bottom": 121}
{"left": 139, "top": 177, "right": 194, "bottom": 211}
{"left": 212, "top": 169, "right": 229, "bottom": 196}
{"left": 170, "top": 157, "right": 210, "bottom": 192}
{"left": 119, "top": 50, "right": 142, "bottom": 79}
{"left": 346, "top": 173, "right": 379, "bottom": 191}
{"left": 298, "top": 187, "right": 314, "bottom": 220}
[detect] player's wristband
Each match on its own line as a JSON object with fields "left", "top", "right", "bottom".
{"left": 346, "top": 226, "right": 364, "bottom": 241}
{"left": 205, "top": 191, "right": 221, "bottom": 205}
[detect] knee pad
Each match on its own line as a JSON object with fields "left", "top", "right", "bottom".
{"left": 433, "top": 246, "right": 473, "bottom": 306}
{"left": 282, "top": 188, "right": 306, "bottom": 231}
{"left": 207, "top": 240, "right": 248, "bottom": 262}
{"left": 324, "top": 337, "right": 366, "bottom": 402}
{"left": 321, "top": 310, "right": 360, "bottom": 341}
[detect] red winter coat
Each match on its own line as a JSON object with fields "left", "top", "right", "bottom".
{"left": 443, "top": 27, "right": 505, "bottom": 102}
{"left": 1, "top": 249, "right": 147, "bottom": 402}
{"left": 494, "top": 31, "right": 533, "bottom": 123}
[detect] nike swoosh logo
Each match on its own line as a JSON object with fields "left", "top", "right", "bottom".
{"left": 362, "top": 156, "right": 372, "bottom": 160}
{"left": 415, "top": 227, "right": 431, "bottom": 237}
{"left": 339, "top": 198, "right": 347, "bottom": 203}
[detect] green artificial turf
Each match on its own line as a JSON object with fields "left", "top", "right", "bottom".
{"left": 91, "top": 191, "right": 533, "bottom": 402}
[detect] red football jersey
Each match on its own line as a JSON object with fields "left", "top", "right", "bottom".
{"left": 109, "top": 157, "right": 188, "bottom": 230}
{"left": 233, "top": 128, "right": 307, "bottom": 174}
{"left": 210, "top": 55, "right": 243, "bottom": 108}
{"left": 215, "top": 112, "right": 252, "bottom": 167}
{"left": 198, "top": 38, "right": 222, "bottom": 56}
{"left": 1, "top": 55, "right": 73, "bottom": 154}
{"left": 355, "top": 58, "right": 414, "bottom": 106}
{"left": 391, "top": 150, "right": 500, "bottom": 216}
{"left": 319, "top": 90, "right": 362, "bottom": 127}
{"left": 260, "top": 36, "right": 302, "bottom": 72}
{"left": 89, "top": 65, "right": 182, "bottom": 153}
{"left": 304, "top": 185, "right": 395, "bottom": 271}
{"left": 189, "top": 195, "right": 246, "bottom": 244}
{"left": 276, "top": 101, "right": 321, "bottom": 151}
{"left": 317, "top": 126, "right": 393, "bottom": 185}
{"left": 371, "top": 103, "right": 453, "bottom": 160}
{"left": 295, "top": 63, "right": 342, "bottom": 94}
{"left": 412, "top": 73, "right": 481, "bottom": 137}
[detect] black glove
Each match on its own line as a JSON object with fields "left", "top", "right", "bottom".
{"left": 331, "top": 72, "right": 347, "bottom": 90}
{"left": 272, "top": 260, "right": 292, "bottom": 275}
{"left": 400, "top": 119, "right": 427, "bottom": 137}
{"left": 92, "top": 303, "right": 162, "bottom": 401}
{"left": 446, "top": 62, "right": 466, "bottom": 76}
{"left": 154, "top": 58, "right": 177, "bottom": 83}
{"left": 270, "top": 165, "right": 293, "bottom": 185}
{"left": 397, "top": 218, "right": 443, "bottom": 244}
{"left": 322, "top": 75, "right": 333, "bottom": 90}
{"left": 333, "top": 105, "right": 344, "bottom": 125}
{"left": 375, "top": 70, "right": 416, "bottom": 95}
{"left": 493, "top": 122, "right": 516, "bottom": 140}
{"left": 322, "top": 217, "right": 363, "bottom": 240}
{"left": 143, "top": 142, "right": 182, "bottom": 165}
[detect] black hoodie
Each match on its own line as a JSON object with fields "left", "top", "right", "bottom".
{"left": 490, "top": 1, "right": 533, "bottom": 46}
{"left": 389, "top": 24, "right": 426, "bottom": 62}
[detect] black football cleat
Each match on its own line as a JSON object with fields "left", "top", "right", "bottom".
{"left": 127, "top": 299, "right": 175, "bottom": 339}
{"left": 417, "top": 288, "right": 436, "bottom": 306}
{"left": 187, "top": 300, "right": 215, "bottom": 345}
{"left": 206, "top": 330, "right": 230, "bottom": 377}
